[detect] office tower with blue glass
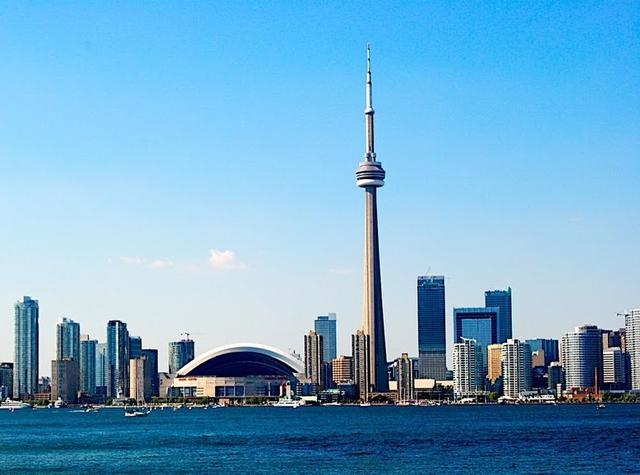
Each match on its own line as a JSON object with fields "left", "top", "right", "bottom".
{"left": 356, "top": 46, "right": 389, "bottom": 393}
{"left": 95, "top": 342, "right": 107, "bottom": 396}
{"left": 453, "top": 307, "right": 498, "bottom": 381}
{"left": 79, "top": 335, "right": 97, "bottom": 395}
{"left": 417, "top": 275, "right": 447, "bottom": 380}
{"left": 14, "top": 296, "right": 39, "bottom": 399}
{"left": 129, "top": 336, "right": 143, "bottom": 359}
{"left": 107, "top": 320, "right": 130, "bottom": 398}
{"left": 484, "top": 288, "right": 512, "bottom": 343}
{"left": 314, "top": 314, "right": 337, "bottom": 363}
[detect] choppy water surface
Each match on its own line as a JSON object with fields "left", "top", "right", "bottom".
{"left": 1, "top": 404, "right": 639, "bottom": 473}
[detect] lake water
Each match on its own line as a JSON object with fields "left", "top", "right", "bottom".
{"left": 1, "top": 404, "right": 639, "bottom": 473}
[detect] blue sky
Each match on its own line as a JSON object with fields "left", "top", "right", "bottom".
{"left": 1, "top": 2, "right": 638, "bottom": 372}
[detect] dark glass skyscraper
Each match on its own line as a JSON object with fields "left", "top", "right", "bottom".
{"left": 141, "top": 349, "right": 159, "bottom": 397}
{"left": 14, "top": 296, "right": 39, "bottom": 399}
{"left": 314, "top": 314, "right": 337, "bottom": 363}
{"left": 129, "top": 336, "right": 143, "bottom": 359}
{"left": 484, "top": 288, "right": 512, "bottom": 343}
{"left": 79, "top": 335, "right": 97, "bottom": 395}
{"left": 107, "top": 320, "right": 129, "bottom": 399}
{"left": 417, "top": 275, "right": 447, "bottom": 379}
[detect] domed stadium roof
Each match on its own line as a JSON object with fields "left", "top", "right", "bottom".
{"left": 176, "top": 343, "right": 304, "bottom": 378}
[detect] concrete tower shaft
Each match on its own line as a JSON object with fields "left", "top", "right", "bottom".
{"left": 355, "top": 46, "right": 388, "bottom": 393}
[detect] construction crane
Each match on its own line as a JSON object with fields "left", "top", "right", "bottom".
{"left": 181, "top": 332, "right": 192, "bottom": 341}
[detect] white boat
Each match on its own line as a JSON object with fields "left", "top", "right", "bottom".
{"left": 271, "top": 399, "right": 301, "bottom": 408}
{"left": 124, "top": 408, "right": 150, "bottom": 417}
{"left": 0, "top": 399, "right": 31, "bottom": 410}
{"left": 597, "top": 403, "right": 606, "bottom": 409}
{"left": 323, "top": 402, "right": 342, "bottom": 406}
{"left": 53, "top": 398, "right": 68, "bottom": 409}
{"left": 359, "top": 403, "right": 372, "bottom": 407}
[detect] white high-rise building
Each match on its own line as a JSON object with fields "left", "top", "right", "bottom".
{"left": 453, "top": 338, "right": 482, "bottom": 398}
{"left": 501, "top": 339, "right": 532, "bottom": 398}
{"left": 561, "top": 325, "right": 603, "bottom": 390}
{"left": 625, "top": 308, "right": 640, "bottom": 390}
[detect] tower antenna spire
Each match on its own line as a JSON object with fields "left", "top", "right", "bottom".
{"left": 365, "top": 44, "right": 375, "bottom": 160}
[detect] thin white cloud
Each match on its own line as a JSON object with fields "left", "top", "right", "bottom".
{"left": 116, "top": 249, "right": 246, "bottom": 272}
{"left": 208, "top": 249, "right": 246, "bottom": 270}
{"left": 149, "top": 259, "right": 174, "bottom": 269}
{"left": 119, "top": 256, "right": 146, "bottom": 266}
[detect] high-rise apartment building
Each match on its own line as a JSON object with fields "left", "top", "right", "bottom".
{"left": 168, "top": 338, "right": 195, "bottom": 374}
{"left": 625, "top": 309, "right": 640, "bottom": 390}
{"left": 453, "top": 307, "right": 498, "bottom": 380}
{"left": 79, "top": 335, "right": 97, "bottom": 395}
{"left": 525, "top": 339, "right": 559, "bottom": 367}
{"left": 107, "top": 320, "right": 130, "bottom": 399}
{"left": 417, "top": 275, "right": 447, "bottom": 380}
{"left": 501, "top": 339, "right": 532, "bottom": 398}
{"left": 484, "top": 288, "right": 512, "bottom": 343}
{"left": 141, "top": 349, "right": 159, "bottom": 397}
{"left": 396, "top": 353, "right": 414, "bottom": 402}
{"left": 56, "top": 317, "right": 80, "bottom": 361}
{"left": 314, "top": 314, "right": 337, "bottom": 363}
{"left": 0, "top": 363, "right": 13, "bottom": 400}
{"left": 352, "top": 330, "right": 370, "bottom": 401}
{"left": 453, "top": 338, "right": 483, "bottom": 398}
{"left": 51, "top": 358, "right": 79, "bottom": 403}
{"left": 14, "top": 296, "right": 39, "bottom": 399}
{"left": 487, "top": 344, "right": 503, "bottom": 384}
{"left": 331, "top": 355, "right": 353, "bottom": 384}
{"left": 561, "top": 325, "right": 603, "bottom": 390}
{"left": 304, "top": 330, "right": 324, "bottom": 388}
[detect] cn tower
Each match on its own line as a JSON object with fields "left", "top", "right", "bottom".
{"left": 355, "top": 45, "right": 388, "bottom": 392}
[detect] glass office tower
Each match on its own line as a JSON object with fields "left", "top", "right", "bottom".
{"left": 314, "top": 314, "right": 337, "bottom": 363}
{"left": 484, "top": 288, "right": 512, "bottom": 343}
{"left": 417, "top": 275, "right": 447, "bottom": 380}
{"left": 107, "top": 320, "right": 129, "bottom": 398}
{"left": 79, "top": 335, "right": 97, "bottom": 395}
{"left": 141, "top": 349, "right": 159, "bottom": 397}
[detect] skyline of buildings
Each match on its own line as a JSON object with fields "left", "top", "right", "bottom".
{"left": 2, "top": 48, "right": 638, "bottom": 404}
